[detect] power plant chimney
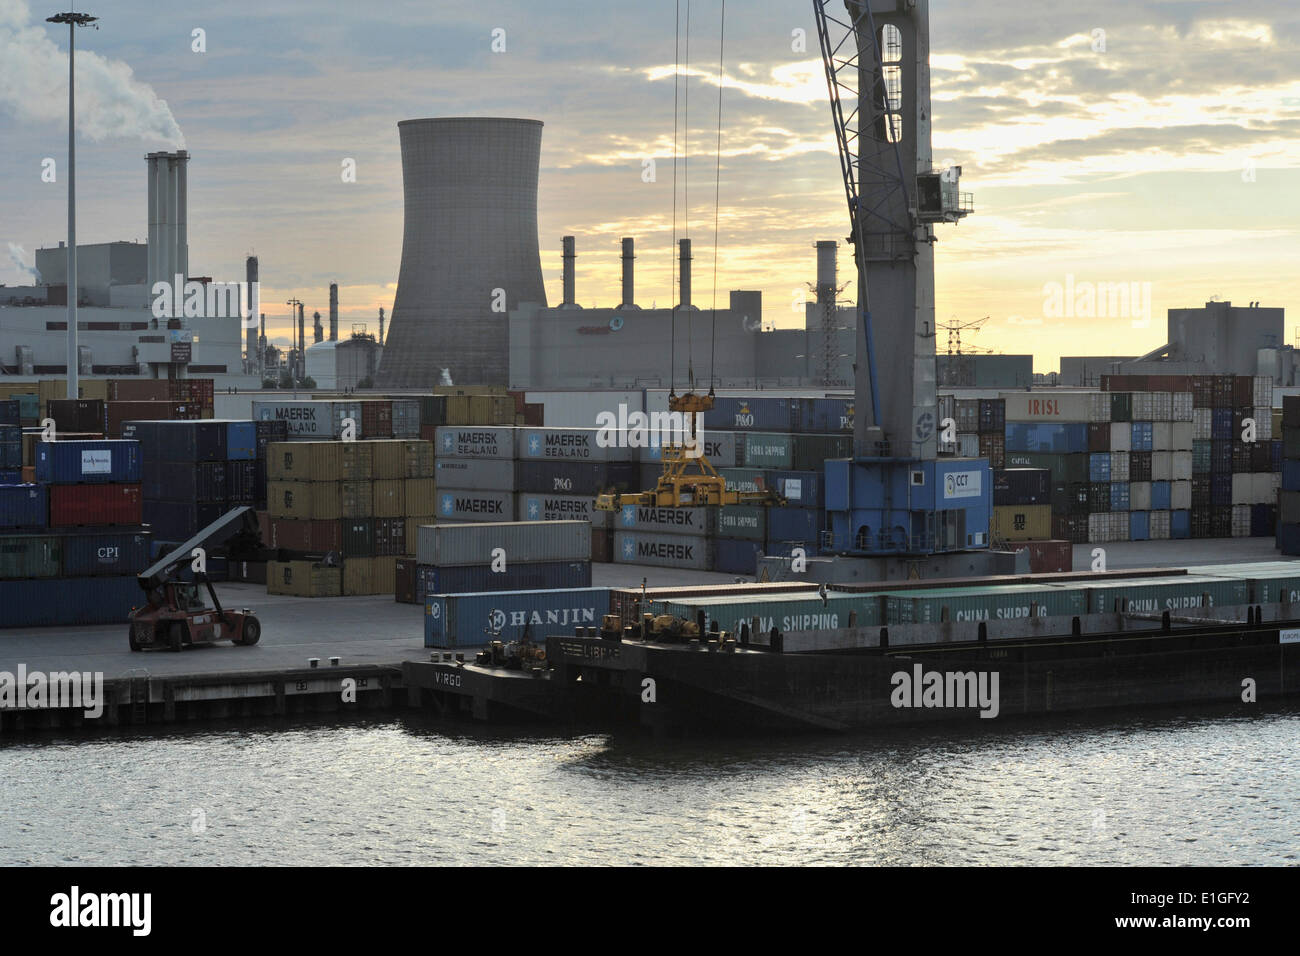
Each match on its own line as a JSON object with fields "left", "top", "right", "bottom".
{"left": 678, "top": 238, "right": 693, "bottom": 310}
{"left": 378, "top": 307, "right": 385, "bottom": 346}
{"left": 561, "top": 235, "right": 577, "bottom": 307}
{"left": 313, "top": 310, "right": 323, "bottom": 344}
{"left": 297, "top": 303, "right": 305, "bottom": 378}
{"left": 245, "top": 255, "right": 258, "bottom": 370}
{"left": 258, "top": 313, "right": 266, "bottom": 378}
{"left": 619, "top": 237, "right": 638, "bottom": 309}
{"left": 328, "top": 283, "right": 339, "bottom": 341}
{"left": 815, "top": 241, "right": 837, "bottom": 302}
{"left": 146, "top": 151, "right": 190, "bottom": 292}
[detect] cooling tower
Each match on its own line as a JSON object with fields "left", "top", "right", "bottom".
{"left": 377, "top": 118, "right": 548, "bottom": 387}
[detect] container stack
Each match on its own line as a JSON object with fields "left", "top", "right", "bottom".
{"left": 264, "top": 439, "right": 437, "bottom": 595}
{"left": 1, "top": 438, "right": 149, "bottom": 627}
{"left": 403, "top": 520, "right": 591, "bottom": 607}
{"left": 433, "top": 425, "right": 517, "bottom": 525}
{"left": 0, "top": 402, "right": 21, "bottom": 484}
{"left": 424, "top": 583, "right": 608, "bottom": 648}
{"left": 125, "top": 420, "right": 258, "bottom": 545}
{"left": 1277, "top": 396, "right": 1300, "bottom": 554}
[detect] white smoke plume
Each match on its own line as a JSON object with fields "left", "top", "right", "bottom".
{"left": 0, "top": 0, "right": 184, "bottom": 146}
{"left": 439, "top": 368, "right": 453, "bottom": 386}
{"left": 7, "top": 243, "right": 41, "bottom": 283}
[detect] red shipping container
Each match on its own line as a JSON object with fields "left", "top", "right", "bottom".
{"left": 107, "top": 380, "right": 171, "bottom": 402}
{"left": 395, "top": 557, "right": 417, "bottom": 603}
{"left": 419, "top": 424, "right": 439, "bottom": 442}
{"left": 373, "top": 516, "right": 407, "bottom": 556}
{"left": 1022, "top": 539, "right": 1072, "bottom": 573}
{"left": 48, "top": 483, "right": 142, "bottom": 527}
{"left": 361, "top": 400, "right": 393, "bottom": 438}
{"left": 105, "top": 400, "right": 188, "bottom": 437}
{"left": 269, "top": 517, "right": 343, "bottom": 552}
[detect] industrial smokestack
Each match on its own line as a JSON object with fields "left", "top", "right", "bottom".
{"left": 146, "top": 151, "right": 190, "bottom": 291}
{"left": 329, "top": 283, "right": 339, "bottom": 341}
{"left": 620, "top": 237, "right": 637, "bottom": 309}
{"left": 313, "top": 311, "right": 323, "bottom": 344}
{"left": 678, "top": 238, "right": 693, "bottom": 310}
{"left": 259, "top": 313, "right": 266, "bottom": 378}
{"left": 297, "top": 303, "right": 305, "bottom": 378}
{"left": 378, "top": 307, "right": 385, "bottom": 346}
{"left": 245, "top": 256, "right": 258, "bottom": 369}
{"left": 561, "top": 235, "right": 576, "bottom": 307}
{"left": 815, "top": 241, "right": 837, "bottom": 303}
{"left": 379, "top": 117, "right": 547, "bottom": 387}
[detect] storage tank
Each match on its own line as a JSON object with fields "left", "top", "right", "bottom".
{"left": 378, "top": 117, "right": 548, "bottom": 388}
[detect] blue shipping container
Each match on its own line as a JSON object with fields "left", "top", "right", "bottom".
{"left": 1, "top": 443, "right": 19, "bottom": 469}
{"left": 1211, "top": 473, "right": 1232, "bottom": 506}
{"left": 1171, "top": 509, "right": 1191, "bottom": 539}
{"left": 222, "top": 421, "right": 257, "bottom": 461}
{"left": 1088, "top": 453, "right": 1111, "bottom": 482}
{"left": 424, "top": 587, "right": 611, "bottom": 648}
{"left": 0, "top": 575, "right": 140, "bottom": 628}
{"left": 702, "top": 397, "right": 794, "bottom": 433}
{"left": 1272, "top": 439, "right": 1283, "bottom": 470}
{"left": 1005, "top": 422, "right": 1088, "bottom": 454}
{"left": 767, "top": 507, "right": 822, "bottom": 542}
{"left": 35, "top": 440, "right": 142, "bottom": 484}
{"left": 417, "top": 560, "right": 592, "bottom": 597}
{"left": 124, "top": 420, "right": 227, "bottom": 462}
{"left": 142, "top": 499, "right": 224, "bottom": 541}
{"left": 1251, "top": 504, "right": 1276, "bottom": 537}
{"left": 714, "top": 537, "right": 764, "bottom": 575}
{"left": 1211, "top": 408, "right": 1233, "bottom": 441}
{"left": 1278, "top": 521, "right": 1300, "bottom": 555}
{"left": 1110, "top": 482, "right": 1130, "bottom": 511}
{"left": 807, "top": 398, "right": 854, "bottom": 434}
{"left": 1130, "top": 422, "right": 1154, "bottom": 452}
{"left": 1129, "top": 511, "right": 1149, "bottom": 541}
{"left": 60, "top": 529, "right": 153, "bottom": 577}
{"left": 1282, "top": 460, "right": 1300, "bottom": 492}
{"left": 0, "top": 469, "right": 19, "bottom": 484}
{"left": 766, "top": 470, "right": 825, "bottom": 510}
{"left": 1151, "top": 480, "right": 1171, "bottom": 510}
{"left": 0, "top": 401, "right": 19, "bottom": 426}
{"left": 0, "top": 484, "right": 47, "bottom": 529}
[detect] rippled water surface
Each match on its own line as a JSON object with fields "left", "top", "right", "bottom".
{"left": 2, "top": 707, "right": 1296, "bottom": 865}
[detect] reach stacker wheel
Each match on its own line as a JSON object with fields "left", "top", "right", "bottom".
{"left": 239, "top": 617, "right": 261, "bottom": 646}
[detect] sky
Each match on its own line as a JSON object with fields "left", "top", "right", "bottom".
{"left": 1, "top": 0, "right": 1297, "bottom": 371}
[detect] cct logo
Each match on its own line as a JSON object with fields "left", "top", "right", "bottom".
{"left": 945, "top": 474, "right": 958, "bottom": 496}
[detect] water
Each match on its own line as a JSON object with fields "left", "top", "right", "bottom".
{"left": 2, "top": 707, "right": 1297, "bottom": 865}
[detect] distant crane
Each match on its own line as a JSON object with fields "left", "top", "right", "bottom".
{"left": 938, "top": 315, "right": 992, "bottom": 355}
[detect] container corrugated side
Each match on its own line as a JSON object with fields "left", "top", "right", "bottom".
{"left": 60, "top": 530, "right": 152, "bottom": 576}
{"left": 424, "top": 587, "right": 610, "bottom": 647}
{"left": 716, "top": 506, "right": 767, "bottom": 541}
{"left": 517, "top": 427, "right": 634, "bottom": 462}
{"left": 435, "top": 426, "right": 516, "bottom": 459}
{"left": 882, "top": 584, "right": 1087, "bottom": 624}
{"left": 654, "top": 592, "right": 881, "bottom": 634}
{"left": 436, "top": 457, "right": 514, "bottom": 490}
{"left": 0, "top": 534, "right": 61, "bottom": 578}
{"left": 1083, "top": 575, "right": 1249, "bottom": 614}
{"left": 416, "top": 520, "right": 590, "bottom": 567}
{"left": 34, "top": 439, "right": 142, "bottom": 484}
{"left": 252, "top": 401, "right": 343, "bottom": 439}
{"left": 0, "top": 576, "right": 140, "bottom": 627}
{"left": 1186, "top": 562, "right": 1300, "bottom": 604}
{"left": 1000, "top": 391, "right": 1094, "bottom": 423}
{"left": 415, "top": 560, "right": 592, "bottom": 596}
{"left": 516, "top": 493, "right": 610, "bottom": 529}
{"left": 267, "top": 480, "right": 342, "bottom": 520}
{"left": 613, "top": 530, "right": 713, "bottom": 569}
{"left": 405, "top": 479, "right": 438, "bottom": 517}
{"left": 436, "top": 489, "right": 514, "bottom": 522}
{"left": 615, "top": 504, "right": 717, "bottom": 535}
{"left": 641, "top": 432, "right": 738, "bottom": 467}
{"left": 0, "top": 484, "right": 47, "bottom": 528}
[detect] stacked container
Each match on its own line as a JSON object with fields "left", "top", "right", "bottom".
{"left": 1277, "top": 395, "right": 1300, "bottom": 554}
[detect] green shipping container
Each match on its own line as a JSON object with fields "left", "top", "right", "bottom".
{"left": 14, "top": 394, "right": 39, "bottom": 423}
{"left": 1110, "top": 392, "right": 1132, "bottom": 423}
{"left": 719, "top": 468, "right": 768, "bottom": 494}
{"left": 881, "top": 583, "right": 1087, "bottom": 624}
{"left": 1185, "top": 562, "right": 1300, "bottom": 605}
{"left": 1191, "top": 440, "right": 1212, "bottom": 474}
{"left": 1002, "top": 451, "right": 1087, "bottom": 484}
{"left": 716, "top": 505, "right": 767, "bottom": 541}
{"left": 741, "top": 433, "right": 794, "bottom": 469}
{"left": 0, "top": 535, "right": 62, "bottom": 579}
{"left": 652, "top": 592, "right": 881, "bottom": 635}
{"left": 1084, "top": 575, "right": 1248, "bottom": 614}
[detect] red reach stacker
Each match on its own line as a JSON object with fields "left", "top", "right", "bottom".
{"left": 128, "top": 506, "right": 262, "bottom": 652}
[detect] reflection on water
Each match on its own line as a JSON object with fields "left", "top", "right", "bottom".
{"left": 1, "top": 705, "right": 1296, "bottom": 865}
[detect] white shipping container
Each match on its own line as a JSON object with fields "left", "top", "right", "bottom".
{"left": 1109, "top": 512, "right": 1129, "bottom": 542}
{"left": 435, "top": 457, "right": 515, "bottom": 491}
{"left": 959, "top": 433, "right": 981, "bottom": 457}
{"left": 1253, "top": 407, "right": 1273, "bottom": 440}
{"left": 1088, "top": 393, "right": 1111, "bottom": 423}
{"left": 435, "top": 426, "right": 517, "bottom": 460}
{"left": 1172, "top": 451, "right": 1193, "bottom": 481}
{"left": 1171, "top": 479, "right": 1191, "bottom": 510}
{"left": 1132, "top": 393, "right": 1155, "bottom": 420}
{"left": 1149, "top": 510, "right": 1171, "bottom": 540}
{"left": 252, "top": 400, "right": 347, "bottom": 439}
{"left": 1171, "top": 421, "right": 1194, "bottom": 450}
{"left": 1110, "top": 422, "right": 1132, "bottom": 451}
{"left": 1193, "top": 408, "right": 1212, "bottom": 440}
{"left": 1172, "top": 392, "right": 1193, "bottom": 422}
{"left": 417, "top": 520, "right": 590, "bottom": 567}
{"left": 1152, "top": 422, "right": 1173, "bottom": 450}
{"left": 1130, "top": 481, "right": 1152, "bottom": 511}
{"left": 1000, "top": 391, "right": 1096, "bottom": 423}
{"left": 1151, "top": 451, "right": 1172, "bottom": 481}
{"left": 1252, "top": 472, "right": 1276, "bottom": 504}
{"left": 519, "top": 427, "right": 636, "bottom": 463}
{"left": 1110, "top": 451, "right": 1130, "bottom": 481}
{"left": 1088, "top": 513, "right": 1110, "bottom": 543}
{"left": 1152, "top": 392, "right": 1172, "bottom": 422}
{"left": 1231, "top": 504, "right": 1251, "bottom": 538}
{"left": 1254, "top": 375, "right": 1273, "bottom": 409}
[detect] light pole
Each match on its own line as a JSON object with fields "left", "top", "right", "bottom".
{"left": 286, "top": 298, "right": 303, "bottom": 391}
{"left": 47, "top": 9, "right": 98, "bottom": 400}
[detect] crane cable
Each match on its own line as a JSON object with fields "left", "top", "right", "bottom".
{"left": 708, "top": 0, "right": 726, "bottom": 394}
{"left": 670, "top": 0, "right": 681, "bottom": 396}
{"left": 683, "top": 0, "right": 692, "bottom": 391}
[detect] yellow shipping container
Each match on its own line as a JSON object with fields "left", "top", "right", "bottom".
{"left": 370, "top": 439, "right": 406, "bottom": 479}
{"left": 268, "top": 561, "right": 342, "bottom": 597}
{"left": 402, "top": 440, "right": 435, "bottom": 478}
{"left": 406, "top": 515, "right": 435, "bottom": 552}
{"left": 468, "top": 395, "right": 493, "bottom": 423}
{"left": 268, "top": 480, "right": 342, "bottom": 520}
{"left": 266, "top": 440, "right": 373, "bottom": 481}
{"left": 446, "top": 395, "right": 471, "bottom": 425}
{"left": 342, "top": 556, "right": 399, "bottom": 596}
{"left": 405, "top": 479, "right": 438, "bottom": 517}
{"left": 991, "top": 504, "right": 1052, "bottom": 542}
{"left": 79, "top": 380, "right": 108, "bottom": 402}
{"left": 372, "top": 479, "right": 405, "bottom": 517}
{"left": 341, "top": 480, "right": 371, "bottom": 517}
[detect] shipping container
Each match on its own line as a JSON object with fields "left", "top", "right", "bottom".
{"left": 267, "top": 480, "right": 341, "bottom": 521}
{"left": 34, "top": 439, "right": 141, "bottom": 485}
{"left": 252, "top": 400, "right": 355, "bottom": 440}
{"left": 766, "top": 470, "right": 825, "bottom": 510}
{"left": 435, "top": 425, "right": 516, "bottom": 459}
{"left": 999, "top": 392, "right": 1093, "bottom": 423}
{"left": 432, "top": 457, "right": 511, "bottom": 491}
{"left": 1084, "top": 575, "right": 1248, "bottom": 614}
{"left": 713, "top": 537, "right": 764, "bottom": 575}
{"left": 1021, "top": 539, "right": 1072, "bottom": 573}
{"left": 436, "top": 489, "right": 515, "bottom": 522}
{"left": 514, "top": 460, "right": 640, "bottom": 496}
{"left": 371, "top": 479, "right": 405, "bottom": 518}
{"left": 123, "top": 419, "right": 227, "bottom": 461}
{"left": 0, "top": 484, "right": 47, "bottom": 529}
{"left": 993, "top": 468, "right": 1051, "bottom": 506}
{"left": 616, "top": 503, "right": 717, "bottom": 535}
{"left": 391, "top": 399, "right": 421, "bottom": 438}
{"left": 613, "top": 530, "right": 714, "bottom": 570}
{"left": 516, "top": 493, "right": 609, "bottom": 529}
{"left": 60, "top": 529, "right": 152, "bottom": 576}
{"left": 718, "top": 468, "right": 767, "bottom": 495}
{"left": 1088, "top": 453, "right": 1111, "bottom": 482}
{"left": 655, "top": 591, "right": 881, "bottom": 635}
{"left": 991, "top": 504, "right": 1051, "bottom": 541}
{"left": 767, "top": 507, "right": 823, "bottom": 542}
{"left": 0, "top": 534, "right": 61, "bottom": 578}
{"left": 47, "top": 398, "right": 105, "bottom": 434}
{"left": 640, "top": 431, "right": 738, "bottom": 467}
{"left": 516, "top": 426, "right": 634, "bottom": 462}
{"left": 265, "top": 441, "right": 372, "bottom": 482}
{"left": 142, "top": 500, "right": 224, "bottom": 541}
{"left": 716, "top": 506, "right": 767, "bottom": 541}
{"left": 414, "top": 560, "right": 592, "bottom": 597}
{"left": 1087, "top": 422, "right": 1110, "bottom": 453}
{"left": 1004, "top": 423, "right": 1088, "bottom": 454}
{"left": 1109, "top": 482, "right": 1130, "bottom": 511}
{"left": 343, "top": 555, "right": 398, "bottom": 595}
{"left": 416, "top": 520, "right": 590, "bottom": 568}
{"left": 360, "top": 401, "right": 394, "bottom": 439}
{"left": 267, "top": 560, "right": 342, "bottom": 597}
{"left": 0, "top": 575, "right": 140, "bottom": 628}
{"left": 373, "top": 516, "right": 407, "bottom": 557}
{"left": 341, "top": 517, "right": 374, "bottom": 557}
{"left": 268, "top": 517, "right": 344, "bottom": 553}
{"left": 701, "top": 397, "right": 795, "bottom": 433}
{"left": 882, "top": 583, "right": 1085, "bottom": 624}
{"left": 1110, "top": 451, "right": 1129, "bottom": 482}
{"left": 49, "top": 483, "right": 142, "bottom": 527}
{"left": 424, "top": 587, "right": 610, "bottom": 647}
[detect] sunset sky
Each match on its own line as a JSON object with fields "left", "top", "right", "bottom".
{"left": 2, "top": 0, "right": 1297, "bottom": 372}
